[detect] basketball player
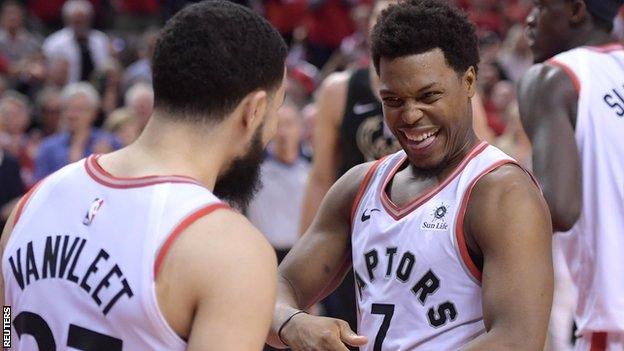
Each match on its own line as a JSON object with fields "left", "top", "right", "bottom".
{"left": 0, "top": 1, "right": 287, "bottom": 350}
{"left": 300, "top": 0, "right": 495, "bottom": 331}
{"left": 267, "top": 1, "right": 553, "bottom": 350}
{"left": 518, "top": 0, "right": 624, "bottom": 349}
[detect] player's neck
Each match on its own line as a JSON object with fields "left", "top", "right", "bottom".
{"left": 99, "top": 116, "right": 230, "bottom": 190}
{"left": 566, "top": 27, "right": 615, "bottom": 52}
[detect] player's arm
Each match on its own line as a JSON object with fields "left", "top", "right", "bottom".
{"left": 267, "top": 163, "right": 371, "bottom": 350}
{"left": 299, "top": 72, "right": 349, "bottom": 233}
{"left": 518, "top": 64, "right": 581, "bottom": 232}
{"left": 462, "top": 165, "right": 553, "bottom": 350}
{"left": 0, "top": 198, "right": 21, "bottom": 308}
{"left": 157, "top": 209, "right": 278, "bottom": 350}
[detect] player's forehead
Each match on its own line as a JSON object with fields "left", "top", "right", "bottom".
{"left": 378, "top": 49, "right": 457, "bottom": 94}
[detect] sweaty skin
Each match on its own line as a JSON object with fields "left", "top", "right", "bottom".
{"left": 269, "top": 49, "right": 553, "bottom": 351}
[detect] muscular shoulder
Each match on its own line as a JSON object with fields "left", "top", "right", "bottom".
{"left": 518, "top": 63, "right": 578, "bottom": 129}
{"left": 466, "top": 164, "right": 550, "bottom": 247}
{"left": 335, "top": 161, "right": 377, "bottom": 205}
{"left": 519, "top": 63, "right": 576, "bottom": 102}
{"left": 159, "top": 207, "right": 277, "bottom": 301}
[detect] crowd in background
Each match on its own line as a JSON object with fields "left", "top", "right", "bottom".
{"left": 0, "top": 0, "right": 623, "bottom": 291}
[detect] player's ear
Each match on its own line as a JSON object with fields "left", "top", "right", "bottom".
{"left": 240, "top": 90, "right": 269, "bottom": 132}
{"left": 463, "top": 66, "right": 477, "bottom": 98}
{"left": 569, "top": 0, "right": 587, "bottom": 26}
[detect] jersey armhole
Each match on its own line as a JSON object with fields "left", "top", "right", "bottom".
{"left": 350, "top": 157, "right": 387, "bottom": 229}
{"left": 547, "top": 58, "right": 581, "bottom": 95}
{"left": 13, "top": 178, "right": 47, "bottom": 225}
{"left": 456, "top": 160, "right": 518, "bottom": 283}
{"left": 153, "top": 203, "right": 231, "bottom": 279}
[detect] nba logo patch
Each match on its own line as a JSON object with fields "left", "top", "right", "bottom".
{"left": 83, "top": 198, "right": 104, "bottom": 226}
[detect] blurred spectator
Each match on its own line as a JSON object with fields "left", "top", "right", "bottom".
{"left": 0, "top": 149, "right": 24, "bottom": 231}
{"left": 42, "top": 0, "right": 111, "bottom": 84}
{"left": 35, "top": 82, "right": 120, "bottom": 180}
{"left": 122, "top": 27, "right": 159, "bottom": 91}
{"left": 247, "top": 101, "right": 310, "bottom": 262}
{"left": 497, "top": 24, "right": 532, "bottom": 83}
{"left": 110, "top": 0, "right": 161, "bottom": 32}
{"left": 319, "top": 3, "right": 373, "bottom": 77}
{"left": 305, "top": 0, "right": 355, "bottom": 68}
{"left": 104, "top": 107, "right": 140, "bottom": 147}
{"left": 0, "top": 90, "right": 38, "bottom": 187}
{"left": 263, "top": 0, "right": 307, "bottom": 46}
{"left": 0, "top": 2, "right": 42, "bottom": 67}
{"left": 94, "top": 59, "right": 123, "bottom": 117}
{"left": 45, "top": 56, "right": 70, "bottom": 89}
{"left": 124, "top": 82, "right": 153, "bottom": 129}
{"left": 34, "top": 87, "right": 63, "bottom": 137}
{"left": 488, "top": 81, "right": 531, "bottom": 167}
{"left": 300, "top": 102, "right": 317, "bottom": 161}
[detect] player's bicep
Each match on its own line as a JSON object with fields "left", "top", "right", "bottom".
{"left": 518, "top": 64, "right": 581, "bottom": 231}
{"left": 280, "top": 163, "right": 370, "bottom": 308}
{"left": 468, "top": 166, "right": 553, "bottom": 349}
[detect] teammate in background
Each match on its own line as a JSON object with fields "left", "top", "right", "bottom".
{"left": 300, "top": 0, "right": 495, "bottom": 330}
{"left": 519, "top": 0, "right": 624, "bottom": 349}
{"left": 0, "top": 1, "right": 287, "bottom": 350}
{"left": 268, "top": 1, "right": 553, "bottom": 350}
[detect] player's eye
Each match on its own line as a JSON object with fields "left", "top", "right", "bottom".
{"left": 421, "top": 92, "right": 442, "bottom": 103}
{"left": 382, "top": 97, "right": 404, "bottom": 108}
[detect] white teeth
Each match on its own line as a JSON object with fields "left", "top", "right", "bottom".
{"left": 406, "top": 130, "right": 437, "bottom": 143}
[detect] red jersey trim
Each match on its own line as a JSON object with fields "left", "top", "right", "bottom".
{"left": 14, "top": 178, "right": 46, "bottom": 225}
{"left": 455, "top": 160, "right": 518, "bottom": 282}
{"left": 590, "top": 332, "right": 607, "bottom": 351}
{"left": 380, "top": 141, "right": 488, "bottom": 220}
{"left": 586, "top": 42, "right": 624, "bottom": 53}
{"left": 548, "top": 59, "right": 581, "bottom": 95}
{"left": 153, "top": 203, "right": 231, "bottom": 278}
{"left": 85, "top": 155, "right": 203, "bottom": 189}
{"left": 350, "top": 156, "right": 388, "bottom": 228}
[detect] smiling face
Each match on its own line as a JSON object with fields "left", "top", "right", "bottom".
{"left": 379, "top": 48, "right": 477, "bottom": 174}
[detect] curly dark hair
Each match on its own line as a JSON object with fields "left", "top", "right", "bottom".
{"left": 371, "top": 0, "right": 479, "bottom": 76}
{"left": 152, "top": 0, "right": 287, "bottom": 121}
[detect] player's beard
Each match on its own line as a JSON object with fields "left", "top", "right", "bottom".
{"left": 213, "top": 126, "right": 265, "bottom": 211}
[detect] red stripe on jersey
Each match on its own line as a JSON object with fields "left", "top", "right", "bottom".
{"left": 85, "top": 155, "right": 203, "bottom": 189}
{"left": 548, "top": 59, "right": 581, "bottom": 95}
{"left": 590, "top": 332, "right": 608, "bottom": 351}
{"left": 350, "top": 156, "right": 388, "bottom": 228}
{"left": 380, "top": 141, "right": 488, "bottom": 220}
{"left": 153, "top": 203, "right": 231, "bottom": 279}
{"left": 14, "top": 178, "right": 46, "bottom": 225}
{"left": 587, "top": 43, "right": 624, "bottom": 53}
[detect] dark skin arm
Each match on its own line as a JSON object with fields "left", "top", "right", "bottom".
{"left": 267, "top": 163, "right": 372, "bottom": 350}
{"left": 518, "top": 63, "right": 582, "bottom": 231}
{"left": 463, "top": 164, "right": 553, "bottom": 350}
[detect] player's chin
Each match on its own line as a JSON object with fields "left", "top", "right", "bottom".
{"left": 401, "top": 133, "right": 445, "bottom": 164}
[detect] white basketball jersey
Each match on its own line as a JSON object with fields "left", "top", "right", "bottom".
{"left": 351, "top": 142, "right": 521, "bottom": 350}
{"left": 2, "top": 155, "right": 227, "bottom": 350}
{"left": 549, "top": 44, "right": 624, "bottom": 334}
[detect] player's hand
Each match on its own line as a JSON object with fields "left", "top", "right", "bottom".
{"left": 280, "top": 313, "right": 368, "bottom": 351}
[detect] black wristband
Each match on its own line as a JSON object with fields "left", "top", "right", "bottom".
{"left": 277, "top": 310, "right": 307, "bottom": 346}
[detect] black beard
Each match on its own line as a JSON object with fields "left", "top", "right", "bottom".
{"left": 213, "top": 130, "right": 265, "bottom": 211}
